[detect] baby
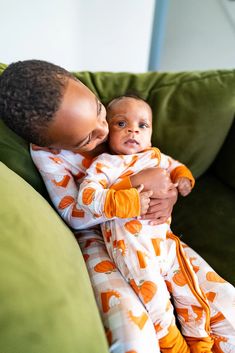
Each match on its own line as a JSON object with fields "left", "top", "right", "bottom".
{"left": 78, "top": 95, "right": 214, "bottom": 352}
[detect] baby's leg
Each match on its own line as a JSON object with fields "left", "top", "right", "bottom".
{"left": 182, "top": 242, "right": 235, "bottom": 353}
{"left": 76, "top": 229, "right": 161, "bottom": 353}
{"left": 165, "top": 232, "right": 214, "bottom": 352}
{"left": 104, "top": 224, "right": 190, "bottom": 353}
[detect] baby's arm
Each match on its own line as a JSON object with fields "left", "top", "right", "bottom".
{"left": 160, "top": 153, "right": 195, "bottom": 197}
{"left": 78, "top": 155, "right": 152, "bottom": 219}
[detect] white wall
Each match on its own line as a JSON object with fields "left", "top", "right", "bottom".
{"left": 0, "top": 0, "right": 155, "bottom": 72}
{"left": 1, "top": 0, "right": 235, "bottom": 72}
{"left": 160, "top": 0, "right": 235, "bottom": 71}
{"left": 0, "top": 0, "right": 82, "bottom": 71}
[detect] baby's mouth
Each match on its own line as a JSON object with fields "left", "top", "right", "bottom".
{"left": 124, "top": 139, "right": 139, "bottom": 145}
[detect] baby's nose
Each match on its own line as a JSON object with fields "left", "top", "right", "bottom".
{"left": 128, "top": 127, "right": 139, "bottom": 133}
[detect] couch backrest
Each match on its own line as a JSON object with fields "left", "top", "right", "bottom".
{"left": 212, "top": 118, "right": 235, "bottom": 189}
{"left": 1, "top": 63, "right": 235, "bottom": 196}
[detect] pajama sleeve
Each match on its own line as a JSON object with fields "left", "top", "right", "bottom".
{"left": 30, "top": 146, "right": 135, "bottom": 230}
{"left": 78, "top": 154, "right": 141, "bottom": 219}
{"left": 157, "top": 148, "right": 195, "bottom": 187}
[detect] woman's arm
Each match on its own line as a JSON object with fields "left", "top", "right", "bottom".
{"left": 30, "top": 146, "right": 113, "bottom": 230}
{"left": 130, "top": 167, "right": 178, "bottom": 225}
{"left": 30, "top": 147, "right": 145, "bottom": 230}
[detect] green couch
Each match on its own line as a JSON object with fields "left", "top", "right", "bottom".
{"left": 0, "top": 63, "right": 235, "bottom": 353}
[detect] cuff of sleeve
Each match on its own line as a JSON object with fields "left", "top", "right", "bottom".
{"left": 104, "top": 188, "right": 140, "bottom": 218}
{"left": 110, "top": 176, "right": 132, "bottom": 190}
{"left": 170, "top": 166, "right": 195, "bottom": 188}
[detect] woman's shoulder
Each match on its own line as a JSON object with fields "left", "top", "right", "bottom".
{"left": 30, "top": 144, "right": 87, "bottom": 172}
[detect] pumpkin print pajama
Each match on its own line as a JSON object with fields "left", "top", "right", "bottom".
{"left": 31, "top": 145, "right": 235, "bottom": 353}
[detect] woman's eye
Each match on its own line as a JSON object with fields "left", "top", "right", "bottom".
{"left": 84, "top": 135, "right": 92, "bottom": 145}
{"left": 98, "top": 102, "right": 102, "bottom": 115}
{"left": 118, "top": 121, "right": 126, "bottom": 127}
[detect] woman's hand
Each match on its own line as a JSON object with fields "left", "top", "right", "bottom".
{"left": 130, "top": 167, "right": 178, "bottom": 225}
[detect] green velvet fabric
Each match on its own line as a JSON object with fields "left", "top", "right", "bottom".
{"left": 0, "top": 120, "right": 48, "bottom": 198}
{"left": 74, "top": 70, "right": 235, "bottom": 178}
{"left": 212, "top": 119, "right": 235, "bottom": 190}
{"left": 172, "top": 172, "right": 235, "bottom": 284}
{"left": 0, "top": 162, "right": 109, "bottom": 353}
{"left": 1, "top": 66, "right": 235, "bottom": 187}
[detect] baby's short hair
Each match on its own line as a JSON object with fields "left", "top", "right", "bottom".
{"left": 106, "top": 93, "right": 152, "bottom": 121}
{"left": 106, "top": 93, "right": 149, "bottom": 110}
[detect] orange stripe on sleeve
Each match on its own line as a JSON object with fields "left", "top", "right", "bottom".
{"left": 170, "top": 165, "right": 195, "bottom": 188}
{"left": 110, "top": 176, "right": 132, "bottom": 191}
{"left": 104, "top": 188, "right": 140, "bottom": 218}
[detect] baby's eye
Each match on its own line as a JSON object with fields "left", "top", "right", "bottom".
{"left": 117, "top": 121, "right": 126, "bottom": 127}
{"left": 139, "top": 123, "right": 149, "bottom": 129}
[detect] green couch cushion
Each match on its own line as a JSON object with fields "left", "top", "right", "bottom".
{"left": 172, "top": 172, "right": 235, "bottom": 285}
{"left": 0, "top": 162, "right": 109, "bottom": 353}
{"left": 212, "top": 119, "right": 235, "bottom": 189}
{"left": 1, "top": 64, "right": 235, "bottom": 188}
{"left": 0, "top": 120, "right": 48, "bottom": 198}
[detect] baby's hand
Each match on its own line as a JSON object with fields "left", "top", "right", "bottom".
{"left": 176, "top": 177, "right": 192, "bottom": 197}
{"left": 136, "top": 184, "right": 153, "bottom": 216}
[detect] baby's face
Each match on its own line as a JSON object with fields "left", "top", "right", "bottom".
{"left": 107, "top": 97, "right": 152, "bottom": 155}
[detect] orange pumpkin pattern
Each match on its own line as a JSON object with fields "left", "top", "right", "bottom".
{"left": 206, "top": 271, "right": 226, "bottom": 283}
{"left": 140, "top": 281, "right": 157, "bottom": 303}
{"left": 172, "top": 269, "right": 188, "bottom": 287}
{"left": 129, "top": 279, "right": 157, "bottom": 303}
{"left": 58, "top": 195, "right": 74, "bottom": 209}
{"left": 82, "top": 187, "right": 96, "bottom": 205}
{"left": 30, "top": 146, "right": 235, "bottom": 351}
{"left": 124, "top": 220, "right": 142, "bottom": 235}
{"left": 94, "top": 260, "right": 116, "bottom": 273}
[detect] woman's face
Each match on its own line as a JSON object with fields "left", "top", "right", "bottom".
{"left": 46, "top": 78, "right": 109, "bottom": 152}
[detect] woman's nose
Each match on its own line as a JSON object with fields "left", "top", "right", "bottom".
{"left": 96, "top": 117, "right": 109, "bottom": 140}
